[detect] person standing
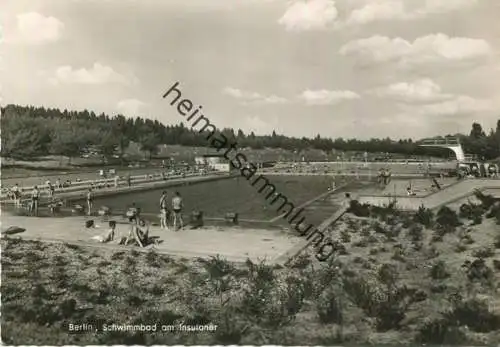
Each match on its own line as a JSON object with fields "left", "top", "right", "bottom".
{"left": 160, "top": 191, "right": 169, "bottom": 230}
{"left": 86, "top": 188, "right": 94, "bottom": 216}
{"left": 30, "top": 186, "right": 40, "bottom": 216}
{"left": 48, "top": 182, "right": 55, "bottom": 198}
{"left": 172, "top": 191, "right": 184, "bottom": 231}
{"left": 12, "top": 183, "right": 21, "bottom": 208}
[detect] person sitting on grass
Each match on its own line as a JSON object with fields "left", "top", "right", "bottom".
{"left": 136, "top": 219, "right": 151, "bottom": 245}
{"left": 91, "top": 221, "right": 117, "bottom": 243}
{"left": 123, "top": 218, "right": 147, "bottom": 247}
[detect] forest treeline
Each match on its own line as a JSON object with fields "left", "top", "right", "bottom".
{"left": 1, "top": 104, "right": 499, "bottom": 160}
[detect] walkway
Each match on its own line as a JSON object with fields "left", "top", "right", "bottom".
{"left": 0, "top": 214, "right": 300, "bottom": 263}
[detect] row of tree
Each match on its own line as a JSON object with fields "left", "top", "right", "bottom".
{"left": 1, "top": 104, "right": 499, "bottom": 160}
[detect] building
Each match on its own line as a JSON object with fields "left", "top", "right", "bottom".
{"left": 195, "top": 154, "right": 231, "bottom": 172}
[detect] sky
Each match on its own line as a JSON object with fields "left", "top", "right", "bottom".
{"left": 1, "top": 0, "right": 500, "bottom": 140}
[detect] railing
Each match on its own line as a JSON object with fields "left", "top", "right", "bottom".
{"left": 420, "top": 137, "right": 460, "bottom": 146}
{"left": 0, "top": 171, "right": 221, "bottom": 200}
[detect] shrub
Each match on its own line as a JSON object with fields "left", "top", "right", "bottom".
{"left": 353, "top": 239, "right": 368, "bottom": 248}
{"left": 412, "top": 241, "right": 423, "bottom": 251}
{"left": 474, "top": 189, "right": 496, "bottom": 210}
{"left": 461, "top": 234, "right": 475, "bottom": 245}
{"left": 445, "top": 298, "right": 500, "bottom": 332}
{"left": 415, "top": 319, "right": 466, "bottom": 344}
{"left": 401, "top": 215, "right": 413, "bottom": 228}
{"left": 430, "top": 260, "right": 449, "bottom": 280}
{"left": 289, "top": 253, "right": 312, "bottom": 270}
{"left": 472, "top": 247, "right": 495, "bottom": 258}
{"left": 408, "top": 224, "right": 424, "bottom": 241}
{"left": 459, "top": 202, "right": 485, "bottom": 221}
{"left": 371, "top": 204, "right": 396, "bottom": 221}
{"left": 464, "top": 259, "right": 494, "bottom": 284}
{"left": 430, "top": 283, "right": 447, "bottom": 293}
{"left": 427, "top": 245, "right": 440, "bottom": 259}
{"left": 340, "top": 230, "right": 351, "bottom": 243}
{"left": 485, "top": 202, "right": 500, "bottom": 221}
{"left": 472, "top": 215, "right": 483, "bottom": 225}
{"left": 316, "top": 286, "right": 343, "bottom": 324}
{"left": 436, "top": 206, "right": 461, "bottom": 229}
{"left": 431, "top": 233, "right": 443, "bottom": 243}
{"left": 391, "top": 249, "right": 405, "bottom": 262}
{"left": 347, "top": 200, "right": 370, "bottom": 217}
{"left": 377, "top": 263, "right": 399, "bottom": 287}
{"left": 414, "top": 205, "right": 434, "bottom": 227}
{"left": 454, "top": 243, "right": 467, "bottom": 253}
{"left": 373, "top": 221, "right": 386, "bottom": 234}
{"left": 360, "top": 227, "right": 371, "bottom": 237}
{"left": 388, "top": 224, "right": 403, "bottom": 238}
{"left": 493, "top": 259, "right": 500, "bottom": 271}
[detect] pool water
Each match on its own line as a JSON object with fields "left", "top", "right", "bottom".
{"left": 81, "top": 175, "right": 333, "bottom": 221}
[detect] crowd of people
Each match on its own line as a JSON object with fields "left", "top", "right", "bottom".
{"left": 3, "top": 167, "right": 195, "bottom": 215}
{"left": 457, "top": 162, "right": 498, "bottom": 179}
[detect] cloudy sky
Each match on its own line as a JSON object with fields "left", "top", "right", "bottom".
{"left": 2, "top": 0, "right": 500, "bottom": 139}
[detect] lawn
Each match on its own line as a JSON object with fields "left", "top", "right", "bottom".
{"left": 2, "top": 190, "right": 500, "bottom": 345}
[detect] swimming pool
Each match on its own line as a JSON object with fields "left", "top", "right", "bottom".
{"left": 80, "top": 175, "right": 333, "bottom": 221}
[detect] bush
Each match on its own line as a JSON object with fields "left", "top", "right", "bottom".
{"left": 472, "top": 215, "right": 483, "bottom": 225}
{"left": 414, "top": 205, "right": 434, "bottom": 227}
{"left": 459, "top": 202, "right": 485, "bottom": 221}
{"left": 415, "top": 319, "right": 466, "bottom": 344}
{"left": 391, "top": 248, "right": 405, "bottom": 262}
{"left": 445, "top": 298, "right": 500, "bottom": 332}
{"left": 371, "top": 204, "right": 397, "bottom": 221}
{"left": 340, "top": 230, "right": 351, "bottom": 243}
{"left": 454, "top": 243, "right": 467, "bottom": 253}
{"left": 461, "top": 234, "right": 475, "bottom": 245}
{"left": 485, "top": 202, "right": 500, "bottom": 221}
{"left": 493, "top": 259, "right": 500, "bottom": 271}
{"left": 353, "top": 239, "right": 368, "bottom": 248}
{"left": 472, "top": 247, "right": 495, "bottom": 258}
{"left": 289, "top": 253, "right": 312, "bottom": 270}
{"left": 474, "top": 190, "right": 496, "bottom": 210}
{"left": 347, "top": 200, "right": 370, "bottom": 217}
{"left": 408, "top": 224, "right": 424, "bottom": 241}
{"left": 431, "top": 233, "right": 443, "bottom": 243}
{"left": 430, "top": 260, "right": 449, "bottom": 280}
{"left": 464, "top": 259, "right": 494, "bottom": 284}
{"left": 377, "top": 263, "right": 399, "bottom": 287}
{"left": 360, "top": 227, "right": 371, "bottom": 237}
{"left": 412, "top": 241, "right": 423, "bottom": 251}
{"left": 316, "top": 286, "right": 343, "bottom": 324}
{"left": 436, "top": 206, "right": 461, "bottom": 229}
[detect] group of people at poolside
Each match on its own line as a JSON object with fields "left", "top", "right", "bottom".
{"left": 90, "top": 190, "right": 184, "bottom": 248}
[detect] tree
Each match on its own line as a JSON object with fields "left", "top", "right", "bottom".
{"left": 139, "top": 135, "right": 161, "bottom": 160}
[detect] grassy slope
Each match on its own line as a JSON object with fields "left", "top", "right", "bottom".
{"left": 2, "top": 203, "right": 500, "bottom": 345}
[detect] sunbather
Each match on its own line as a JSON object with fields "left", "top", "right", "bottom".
{"left": 91, "top": 221, "right": 116, "bottom": 243}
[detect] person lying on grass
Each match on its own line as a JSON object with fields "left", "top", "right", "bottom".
{"left": 91, "top": 221, "right": 117, "bottom": 243}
